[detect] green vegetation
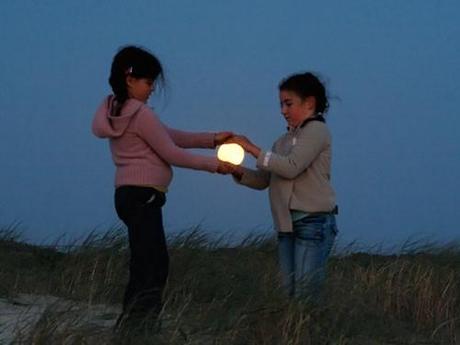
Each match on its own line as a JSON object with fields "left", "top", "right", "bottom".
{"left": 0, "top": 227, "right": 458, "bottom": 344}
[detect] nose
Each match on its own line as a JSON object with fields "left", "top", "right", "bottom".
{"left": 281, "top": 105, "right": 288, "bottom": 116}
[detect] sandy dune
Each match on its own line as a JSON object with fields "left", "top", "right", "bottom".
{"left": 0, "top": 294, "right": 119, "bottom": 343}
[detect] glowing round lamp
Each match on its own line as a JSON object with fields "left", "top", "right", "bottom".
{"left": 217, "top": 143, "right": 245, "bottom": 165}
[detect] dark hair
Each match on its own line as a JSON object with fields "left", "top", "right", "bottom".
{"left": 279, "top": 72, "right": 329, "bottom": 114}
{"left": 108, "top": 45, "right": 165, "bottom": 115}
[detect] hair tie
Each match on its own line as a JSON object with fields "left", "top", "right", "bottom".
{"left": 125, "top": 66, "right": 133, "bottom": 75}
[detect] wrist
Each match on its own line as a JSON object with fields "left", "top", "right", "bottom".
{"left": 232, "top": 168, "right": 243, "bottom": 181}
{"left": 232, "top": 172, "right": 243, "bottom": 181}
{"left": 250, "top": 145, "right": 261, "bottom": 158}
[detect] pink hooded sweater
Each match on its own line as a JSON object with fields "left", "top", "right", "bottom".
{"left": 92, "top": 96, "right": 219, "bottom": 188}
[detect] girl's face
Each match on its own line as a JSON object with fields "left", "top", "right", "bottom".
{"left": 126, "top": 76, "right": 155, "bottom": 103}
{"left": 279, "top": 90, "right": 315, "bottom": 128}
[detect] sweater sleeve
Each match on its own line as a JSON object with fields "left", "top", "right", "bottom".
{"left": 256, "top": 122, "right": 329, "bottom": 179}
{"left": 135, "top": 108, "right": 219, "bottom": 173}
{"left": 234, "top": 167, "right": 270, "bottom": 190}
{"left": 163, "top": 125, "right": 215, "bottom": 149}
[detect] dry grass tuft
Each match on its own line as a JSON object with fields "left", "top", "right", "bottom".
{"left": 0, "top": 226, "right": 458, "bottom": 344}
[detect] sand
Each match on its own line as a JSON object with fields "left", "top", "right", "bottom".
{"left": 0, "top": 294, "right": 119, "bottom": 343}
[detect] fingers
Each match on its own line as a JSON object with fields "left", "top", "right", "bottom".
{"left": 217, "top": 133, "right": 257, "bottom": 157}
{"left": 231, "top": 166, "right": 244, "bottom": 180}
{"left": 224, "top": 135, "right": 243, "bottom": 144}
{"left": 214, "top": 131, "right": 235, "bottom": 146}
{"left": 216, "top": 161, "right": 237, "bottom": 175}
{"left": 230, "top": 136, "right": 252, "bottom": 152}
{"left": 217, "top": 133, "right": 251, "bottom": 145}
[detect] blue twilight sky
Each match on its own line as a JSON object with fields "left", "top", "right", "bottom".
{"left": 0, "top": 1, "right": 459, "bottom": 248}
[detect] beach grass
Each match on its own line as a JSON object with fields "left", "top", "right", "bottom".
{"left": 0, "top": 226, "right": 458, "bottom": 344}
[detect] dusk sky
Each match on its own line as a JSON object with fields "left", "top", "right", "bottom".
{"left": 1, "top": 1, "right": 459, "bottom": 249}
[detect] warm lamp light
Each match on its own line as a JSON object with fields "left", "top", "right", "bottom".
{"left": 217, "top": 143, "right": 245, "bottom": 165}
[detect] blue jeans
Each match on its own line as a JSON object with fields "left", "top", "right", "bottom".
{"left": 278, "top": 214, "right": 338, "bottom": 300}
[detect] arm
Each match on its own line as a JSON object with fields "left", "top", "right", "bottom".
{"left": 136, "top": 109, "right": 219, "bottom": 173}
{"left": 164, "top": 126, "right": 213, "bottom": 149}
{"left": 256, "top": 123, "right": 329, "bottom": 179}
{"left": 232, "top": 166, "right": 270, "bottom": 190}
{"left": 164, "top": 126, "right": 233, "bottom": 149}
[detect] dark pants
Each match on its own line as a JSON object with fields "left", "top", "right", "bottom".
{"left": 114, "top": 186, "right": 169, "bottom": 320}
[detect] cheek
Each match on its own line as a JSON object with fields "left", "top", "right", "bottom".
{"left": 292, "top": 107, "right": 303, "bottom": 117}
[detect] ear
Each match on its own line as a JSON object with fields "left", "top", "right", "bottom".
{"left": 125, "top": 75, "right": 135, "bottom": 87}
{"left": 304, "top": 96, "right": 316, "bottom": 112}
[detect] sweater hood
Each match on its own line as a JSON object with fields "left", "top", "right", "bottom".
{"left": 92, "top": 95, "right": 144, "bottom": 138}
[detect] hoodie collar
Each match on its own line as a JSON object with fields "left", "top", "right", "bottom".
{"left": 93, "top": 95, "right": 144, "bottom": 138}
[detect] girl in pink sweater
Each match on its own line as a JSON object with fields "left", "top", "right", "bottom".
{"left": 92, "top": 45, "right": 234, "bottom": 331}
